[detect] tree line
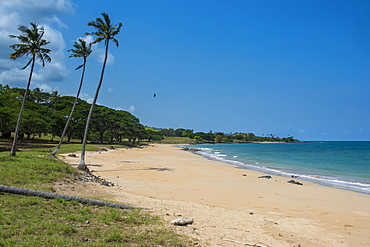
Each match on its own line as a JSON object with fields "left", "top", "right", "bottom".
{"left": 158, "top": 128, "right": 297, "bottom": 143}
{"left": 0, "top": 84, "right": 163, "bottom": 144}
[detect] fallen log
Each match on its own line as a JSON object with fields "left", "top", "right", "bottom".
{"left": 0, "top": 184, "right": 138, "bottom": 210}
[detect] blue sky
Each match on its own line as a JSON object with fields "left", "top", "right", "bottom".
{"left": 1, "top": 0, "right": 370, "bottom": 141}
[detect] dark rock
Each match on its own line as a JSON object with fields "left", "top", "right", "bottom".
{"left": 287, "top": 180, "right": 303, "bottom": 185}
{"left": 258, "top": 175, "right": 272, "bottom": 179}
{"left": 68, "top": 153, "right": 77, "bottom": 157}
{"left": 182, "top": 147, "right": 202, "bottom": 152}
{"left": 76, "top": 172, "right": 114, "bottom": 187}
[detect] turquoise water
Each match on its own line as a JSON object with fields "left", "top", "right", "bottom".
{"left": 189, "top": 142, "right": 370, "bottom": 194}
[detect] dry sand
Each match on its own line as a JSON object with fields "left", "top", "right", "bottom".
{"left": 59, "top": 144, "right": 370, "bottom": 246}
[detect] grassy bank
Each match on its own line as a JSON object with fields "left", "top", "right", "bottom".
{"left": 0, "top": 142, "right": 196, "bottom": 246}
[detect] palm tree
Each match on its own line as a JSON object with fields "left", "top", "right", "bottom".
{"left": 50, "top": 39, "right": 92, "bottom": 157}
{"left": 9, "top": 23, "right": 51, "bottom": 156}
{"left": 78, "top": 13, "right": 122, "bottom": 171}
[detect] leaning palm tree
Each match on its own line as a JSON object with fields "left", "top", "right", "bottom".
{"left": 78, "top": 13, "right": 122, "bottom": 171}
{"left": 9, "top": 23, "right": 51, "bottom": 156}
{"left": 50, "top": 39, "right": 92, "bottom": 157}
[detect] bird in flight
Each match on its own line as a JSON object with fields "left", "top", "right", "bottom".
{"left": 154, "top": 93, "right": 156, "bottom": 98}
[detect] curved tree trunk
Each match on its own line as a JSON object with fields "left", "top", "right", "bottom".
{"left": 51, "top": 58, "right": 87, "bottom": 157}
{"left": 79, "top": 41, "right": 110, "bottom": 171}
{"left": 0, "top": 184, "right": 137, "bottom": 209}
{"left": 10, "top": 55, "right": 36, "bottom": 156}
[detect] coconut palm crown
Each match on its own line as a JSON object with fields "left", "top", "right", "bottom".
{"left": 68, "top": 38, "right": 92, "bottom": 69}
{"left": 84, "top": 12, "right": 122, "bottom": 48}
{"left": 9, "top": 22, "right": 51, "bottom": 156}
{"left": 9, "top": 23, "right": 51, "bottom": 69}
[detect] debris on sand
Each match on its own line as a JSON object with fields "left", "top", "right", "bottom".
{"left": 171, "top": 217, "right": 194, "bottom": 226}
{"left": 258, "top": 175, "right": 272, "bottom": 179}
{"left": 287, "top": 180, "right": 303, "bottom": 185}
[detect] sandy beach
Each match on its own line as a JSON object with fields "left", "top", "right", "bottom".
{"left": 59, "top": 144, "right": 370, "bottom": 246}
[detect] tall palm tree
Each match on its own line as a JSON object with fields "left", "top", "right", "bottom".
{"left": 9, "top": 23, "right": 51, "bottom": 156}
{"left": 78, "top": 13, "right": 122, "bottom": 171}
{"left": 50, "top": 39, "right": 92, "bottom": 157}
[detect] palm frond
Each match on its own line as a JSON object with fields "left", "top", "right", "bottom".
{"left": 75, "top": 64, "right": 84, "bottom": 70}
{"left": 9, "top": 22, "right": 52, "bottom": 69}
{"left": 112, "top": 38, "right": 119, "bottom": 47}
{"left": 21, "top": 58, "right": 33, "bottom": 69}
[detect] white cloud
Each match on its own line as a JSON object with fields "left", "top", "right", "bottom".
{"left": 76, "top": 35, "right": 94, "bottom": 44}
{"left": 34, "top": 83, "right": 55, "bottom": 92}
{"left": 0, "top": 0, "right": 74, "bottom": 87}
{"left": 129, "top": 105, "right": 136, "bottom": 113}
{"left": 94, "top": 45, "right": 115, "bottom": 65}
{"left": 0, "top": 68, "right": 29, "bottom": 84}
{"left": 80, "top": 92, "right": 94, "bottom": 103}
{"left": 298, "top": 128, "right": 305, "bottom": 134}
{"left": 1, "top": 0, "right": 74, "bottom": 16}
{"left": 339, "top": 130, "right": 351, "bottom": 135}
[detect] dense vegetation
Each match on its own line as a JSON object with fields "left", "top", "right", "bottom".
{"left": 0, "top": 84, "right": 164, "bottom": 145}
{"left": 158, "top": 128, "right": 297, "bottom": 143}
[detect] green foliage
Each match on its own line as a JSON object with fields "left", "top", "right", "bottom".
{"left": 193, "top": 136, "right": 204, "bottom": 143}
{"left": 214, "top": 135, "right": 223, "bottom": 143}
{"left": 182, "top": 129, "right": 194, "bottom": 138}
{"left": 0, "top": 84, "right": 152, "bottom": 145}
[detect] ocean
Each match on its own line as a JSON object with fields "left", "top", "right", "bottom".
{"left": 189, "top": 142, "right": 370, "bottom": 195}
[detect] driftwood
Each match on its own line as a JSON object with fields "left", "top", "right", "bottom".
{"left": 0, "top": 184, "right": 137, "bottom": 209}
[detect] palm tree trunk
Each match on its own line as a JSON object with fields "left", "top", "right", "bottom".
{"left": 51, "top": 58, "right": 87, "bottom": 157}
{"left": 10, "top": 55, "right": 36, "bottom": 156}
{"left": 0, "top": 184, "right": 137, "bottom": 209}
{"left": 78, "top": 40, "right": 110, "bottom": 170}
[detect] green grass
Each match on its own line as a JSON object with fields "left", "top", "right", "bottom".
{"left": 0, "top": 153, "right": 76, "bottom": 191}
{"left": 157, "top": 136, "right": 194, "bottom": 144}
{"left": 0, "top": 143, "right": 197, "bottom": 246}
{"left": 0, "top": 195, "right": 191, "bottom": 246}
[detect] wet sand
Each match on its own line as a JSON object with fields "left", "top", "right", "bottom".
{"left": 61, "top": 144, "right": 370, "bottom": 246}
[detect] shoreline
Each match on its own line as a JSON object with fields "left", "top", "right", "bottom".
{"left": 188, "top": 142, "right": 370, "bottom": 196}
{"left": 61, "top": 144, "right": 370, "bottom": 246}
